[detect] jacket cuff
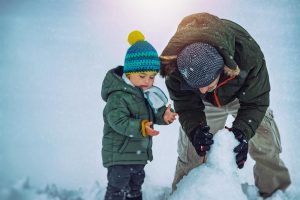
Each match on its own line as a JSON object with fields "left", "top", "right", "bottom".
{"left": 232, "top": 121, "right": 253, "bottom": 141}
{"left": 141, "top": 120, "right": 149, "bottom": 137}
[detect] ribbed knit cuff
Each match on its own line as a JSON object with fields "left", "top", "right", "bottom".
{"left": 141, "top": 120, "right": 149, "bottom": 137}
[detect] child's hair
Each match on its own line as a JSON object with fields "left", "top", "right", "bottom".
{"left": 124, "top": 30, "right": 160, "bottom": 75}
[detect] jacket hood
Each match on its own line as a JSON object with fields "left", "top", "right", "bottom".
{"left": 101, "top": 66, "right": 144, "bottom": 102}
{"left": 159, "top": 13, "right": 238, "bottom": 78}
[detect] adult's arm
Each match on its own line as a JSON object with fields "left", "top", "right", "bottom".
{"left": 165, "top": 75, "right": 206, "bottom": 140}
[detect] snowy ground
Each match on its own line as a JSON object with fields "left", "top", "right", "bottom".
{"left": 1, "top": 0, "right": 300, "bottom": 200}
{"left": 1, "top": 130, "right": 300, "bottom": 200}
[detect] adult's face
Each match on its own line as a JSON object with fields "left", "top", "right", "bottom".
{"left": 198, "top": 75, "right": 220, "bottom": 94}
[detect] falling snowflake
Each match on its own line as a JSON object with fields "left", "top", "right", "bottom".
{"left": 258, "top": 147, "right": 262, "bottom": 151}
{"left": 136, "top": 150, "right": 141, "bottom": 155}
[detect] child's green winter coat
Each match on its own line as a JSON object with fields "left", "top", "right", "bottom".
{"left": 101, "top": 66, "right": 167, "bottom": 168}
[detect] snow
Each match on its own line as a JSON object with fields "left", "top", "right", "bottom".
{"left": 170, "top": 130, "right": 248, "bottom": 200}
{"left": 0, "top": 178, "right": 106, "bottom": 200}
{"left": 1, "top": 0, "right": 300, "bottom": 200}
{"left": 0, "top": 131, "right": 248, "bottom": 200}
{"left": 1, "top": 130, "right": 299, "bottom": 200}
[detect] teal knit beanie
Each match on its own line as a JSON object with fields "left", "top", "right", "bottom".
{"left": 124, "top": 31, "right": 160, "bottom": 74}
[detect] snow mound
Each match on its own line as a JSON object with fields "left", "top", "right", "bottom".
{"left": 170, "top": 130, "right": 248, "bottom": 200}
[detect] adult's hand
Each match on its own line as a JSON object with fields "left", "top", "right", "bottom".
{"left": 231, "top": 127, "right": 248, "bottom": 169}
{"left": 191, "top": 125, "right": 214, "bottom": 157}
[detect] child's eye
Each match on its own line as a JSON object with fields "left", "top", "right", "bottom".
{"left": 139, "top": 75, "right": 145, "bottom": 78}
{"left": 150, "top": 76, "right": 155, "bottom": 79}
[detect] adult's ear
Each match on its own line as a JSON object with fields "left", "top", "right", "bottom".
{"left": 159, "top": 55, "right": 177, "bottom": 77}
{"left": 224, "top": 65, "right": 240, "bottom": 77}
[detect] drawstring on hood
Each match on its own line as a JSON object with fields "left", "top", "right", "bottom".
{"left": 213, "top": 75, "right": 236, "bottom": 107}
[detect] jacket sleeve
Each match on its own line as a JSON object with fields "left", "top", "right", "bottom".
{"left": 233, "top": 60, "right": 270, "bottom": 140}
{"left": 153, "top": 106, "right": 168, "bottom": 125}
{"left": 106, "top": 94, "right": 144, "bottom": 138}
{"left": 165, "top": 75, "right": 207, "bottom": 140}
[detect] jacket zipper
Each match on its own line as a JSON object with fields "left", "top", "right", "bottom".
{"left": 213, "top": 76, "right": 236, "bottom": 108}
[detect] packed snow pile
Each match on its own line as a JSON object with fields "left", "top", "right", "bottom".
{"left": 168, "top": 130, "right": 300, "bottom": 200}
{"left": 170, "top": 130, "right": 248, "bottom": 200}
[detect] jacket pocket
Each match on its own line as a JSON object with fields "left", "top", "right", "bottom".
{"left": 118, "top": 137, "right": 130, "bottom": 153}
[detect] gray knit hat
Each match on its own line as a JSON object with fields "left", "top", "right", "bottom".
{"left": 177, "top": 42, "right": 224, "bottom": 88}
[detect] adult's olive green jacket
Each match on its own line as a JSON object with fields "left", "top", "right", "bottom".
{"left": 101, "top": 66, "right": 167, "bottom": 168}
{"left": 160, "top": 13, "right": 270, "bottom": 140}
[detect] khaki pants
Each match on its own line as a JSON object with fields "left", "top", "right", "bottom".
{"left": 172, "top": 99, "right": 291, "bottom": 195}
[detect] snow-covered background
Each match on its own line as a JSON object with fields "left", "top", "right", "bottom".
{"left": 1, "top": 0, "right": 300, "bottom": 199}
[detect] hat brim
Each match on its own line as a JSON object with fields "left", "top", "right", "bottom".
{"left": 181, "top": 67, "right": 223, "bottom": 90}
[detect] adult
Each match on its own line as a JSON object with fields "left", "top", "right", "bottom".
{"left": 160, "top": 13, "right": 291, "bottom": 197}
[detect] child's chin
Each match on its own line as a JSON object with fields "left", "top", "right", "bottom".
{"left": 140, "top": 86, "right": 151, "bottom": 90}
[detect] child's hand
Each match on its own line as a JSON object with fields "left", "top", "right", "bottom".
{"left": 163, "top": 104, "right": 178, "bottom": 124}
{"left": 145, "top": 121, "right": 160, "bottom": 136}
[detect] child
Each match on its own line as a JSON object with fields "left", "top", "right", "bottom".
{"left": 101, "top": 30, "right": 177, "bottom": 200}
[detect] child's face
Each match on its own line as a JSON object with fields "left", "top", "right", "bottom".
{"left": 127, "top": 72, "right": 157, "bottom": 90}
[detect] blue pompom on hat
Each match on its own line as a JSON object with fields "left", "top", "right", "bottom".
{"left": 124, "top": 31, "right": 160, "bottom": 74}
{"left": 177, "top": 42, "right": 224, "bottom": 88}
